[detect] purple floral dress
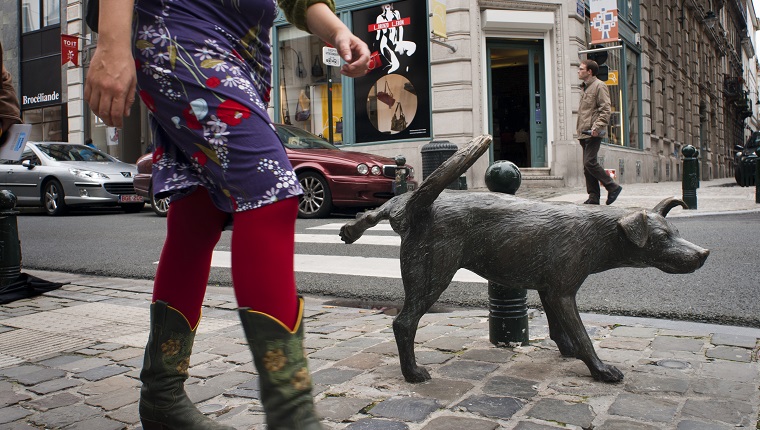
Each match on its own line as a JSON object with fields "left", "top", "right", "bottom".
{"left": 132, "top": 0, "right": 302, "bottom": 213}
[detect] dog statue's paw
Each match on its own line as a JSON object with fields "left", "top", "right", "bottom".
{"left": 339, "top": 225, "right": 358, "bottom": 244}
{"left": 592, "top": 364, "right": 624, "bottom": 383}
{"left": 402, "top": 366, "right": 431, "bottom": 383}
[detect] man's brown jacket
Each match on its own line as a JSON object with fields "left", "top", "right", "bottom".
{"left": 576, "top": 75, "right": 611, "bottom": 139}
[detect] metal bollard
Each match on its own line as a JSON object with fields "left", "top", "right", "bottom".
{"left": 681, "top": 145, "right": 699, "bottom": 210}
{"left": 394, "top": 155, "right": 408, "bottom": 195}
{"left": 484, "top": 160, "right": 529, "bottom": 346}
{"left": 756, "top": 148, "right": 760, "bottom": 204}
{"left": 488, "top": 282, "right": 530, "bottom": 346}
{"left": 0, "top": 190, "right": 22, "bottom": 291}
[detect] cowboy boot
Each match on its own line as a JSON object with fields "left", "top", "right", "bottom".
{"left": 239, "top": 297, "right": 322, "bottom": 430}
{"left": 139, "top": 301, "right": 233, "bottom": 430}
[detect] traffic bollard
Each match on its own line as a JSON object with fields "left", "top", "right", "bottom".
{"left": 484, "top": 160, "right": 529, "bottom": 346}
{"left": 488, "top": 282, "right": 530, "bottom": 346}
{"left": 681, "top": 145, "right": 699, "bottom": 210}
{"left": 756, "top": 147, "right": 760, "bottom": 204}
{"left": 394, "top": 155, "right": 408, "bottom": 195}
{"left": 0, "top": 190, "right": 22, "bottom": 291}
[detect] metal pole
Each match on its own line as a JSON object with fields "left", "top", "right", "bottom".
{"left": 0, "top": 190, "right": 22, "bottom": 291}
{"left": 682, "top": 145, "right": 699, "bottom": 209}
{"left": 327, "top": 65, "right": 334, "bottom": 145}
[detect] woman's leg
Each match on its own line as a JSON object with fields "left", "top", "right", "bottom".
{"left": 153, "top": 187, "right": 228, "bottom": 326}
{"left": 230, "top": 197, "right": 299, "bottom": 330}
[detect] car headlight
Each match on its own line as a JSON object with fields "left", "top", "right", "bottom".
{"left": 357, "top": 164, "right": 369, "bottom": 175}
{"left": 371, "top": 165, "right": 382, "bottom": 176}
{"left": 69, "top": 168, "right": 109, "bottom": 180}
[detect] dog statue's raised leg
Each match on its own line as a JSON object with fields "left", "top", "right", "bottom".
{"left": 340, "top": 203, "right": 394, "bottom": 244}
{"left": 542, "top": 291, "right": 624, "bottom": 382}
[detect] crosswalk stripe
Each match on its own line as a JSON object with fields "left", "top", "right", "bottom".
{"left": 296, "top": 233, "right": 400, "bottom": 246}
{"left": 209, "top": 251, "right": 485, "bottom": 283}
{"left": 306, "top": 223, "right": 394, "bottom": 231}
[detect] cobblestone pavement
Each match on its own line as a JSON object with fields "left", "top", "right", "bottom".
{"left": 1, "top": 271, "right": 758, "bottom": 429}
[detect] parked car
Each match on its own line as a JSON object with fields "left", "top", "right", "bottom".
{"left": 134, "top": 123, "right": 417, "bottom": 218}
{"left": 734, "top": 132, "right": 760, "bottom": 186}
{"left": 0, "top": 142, "right": 144, "bottom": 215}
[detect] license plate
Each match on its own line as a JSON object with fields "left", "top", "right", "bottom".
{"left": 119, "top": 194, "right": 144, "bottom": 203}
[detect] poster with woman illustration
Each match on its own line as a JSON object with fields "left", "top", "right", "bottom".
{"left": 353, "top": 1, "right": 430, "bottom": 142}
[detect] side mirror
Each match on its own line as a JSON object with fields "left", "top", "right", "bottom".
{"left": 21, "top": 160, "right": 35, "bottom": 169}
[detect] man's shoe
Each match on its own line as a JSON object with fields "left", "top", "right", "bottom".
{"left": 606, "top": 186, "right": 623, "bottom": 205}
{"left": 583, "top": 198, "right": 600, "bottom": 205}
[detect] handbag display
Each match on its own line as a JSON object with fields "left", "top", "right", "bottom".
{"left": 390, "top": 102, "right": 407, "bottom": 132}
{"left": 295, "top": 89, "right": 311, "bottom": 122}
{"left": 311, "top": 56, "right": 324, "bottom": 78}
{"left": 376, "top": 81, "right": 395, "bottom": 109}
{"left": 335, "top": 117, "right": 343, "bottom": 134}
{"left": 85, "top": 0, "right": 99, "bottom": 32}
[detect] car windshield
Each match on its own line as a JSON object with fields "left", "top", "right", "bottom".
{"left": 35, "top": 144, "right": 114, "bottom": 162}
{"left": 275, "top": 125, "right": 339, "bottom": 150}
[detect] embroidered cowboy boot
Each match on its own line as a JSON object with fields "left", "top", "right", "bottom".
{"left": 139, "top": 301, "right": 233, "bottom": 430}
{"left": 239, "top": 297, "right": 322, "bottom": 430}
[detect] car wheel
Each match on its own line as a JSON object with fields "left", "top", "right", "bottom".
{"left": 122, "top": 202, "right": 145, "bottom": 213}
{"left": 151, "top": 188, "right": 170, "bottom": 217}
{"left": 43, "top": 179, "right": 67, "bottom": 216}
{"left": 297, "top": 171, "right": 332, "bottom": 218}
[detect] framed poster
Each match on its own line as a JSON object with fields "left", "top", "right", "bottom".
{"left": 352, "top": 1, "right": 431, "bottom": 143}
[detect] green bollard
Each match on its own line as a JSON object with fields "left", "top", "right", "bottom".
{"left": 394, "top": 155, "right": 408, "bottom": 195}
{"left": 0, "top": 190, "right": 22, "bottom": 292}
{"left": 681, "top": 145, "right": 699, "bottom": 210}
{"left": 756, "top": 148, "right": 760, "bottom": 204}
{"left": 484, "top": 160, "right": 529, "bottom": 346}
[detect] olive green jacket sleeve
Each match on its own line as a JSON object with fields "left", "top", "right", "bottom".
{"left": 277, "top": 0, "right": 336, "bottom": 33}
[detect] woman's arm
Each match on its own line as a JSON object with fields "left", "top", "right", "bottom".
{"left": 83, "top": 0, "right": 137, "bottom": 127}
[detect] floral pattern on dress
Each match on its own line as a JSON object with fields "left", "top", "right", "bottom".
{"left": 133, "top": 0, "right": 301, "bottom": 213}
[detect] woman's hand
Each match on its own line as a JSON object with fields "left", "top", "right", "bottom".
{"left": 305, "top": 3, "right": 369, "bottom": 78}
{"left": 84, "top": 47, "right": 136, "bottom": 128}
{"left": 83, "top": 0, "right": 136, "bottom": 128}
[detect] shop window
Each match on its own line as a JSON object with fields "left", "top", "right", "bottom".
{"left": 21, "top": 0, "right": 59, "bottom": 33}
{"left": 22, "top": 105, "right": 64, "bottom": 142}
{"left": 277, "top": 25, "right": 342, "bottom": 143}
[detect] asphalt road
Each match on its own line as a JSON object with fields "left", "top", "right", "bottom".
{"left": 13, "top": 206, "right": 760, "bottom": 328}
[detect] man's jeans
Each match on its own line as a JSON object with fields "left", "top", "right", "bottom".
{"left": 580, "top": 137, "right": 617, "bottom": 201}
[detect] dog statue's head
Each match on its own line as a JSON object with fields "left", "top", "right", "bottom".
{"left": 617, "top": 197, "right": 709, "bottom": 273}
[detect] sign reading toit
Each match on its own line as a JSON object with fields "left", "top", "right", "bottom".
{"left": 590, "top": 0, "right": 618, "bottom": 44}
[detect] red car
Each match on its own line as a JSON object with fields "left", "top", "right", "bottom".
{"left": 133, "top": 123, "right": 417, "bottom": 218}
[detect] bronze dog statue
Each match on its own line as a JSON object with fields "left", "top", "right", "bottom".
{"left": 340, "top": 135, "right": 709, "bottom": 383}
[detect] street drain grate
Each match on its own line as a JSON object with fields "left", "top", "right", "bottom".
{"left": 322, "top": 299, "right": 453, "bottom": 315}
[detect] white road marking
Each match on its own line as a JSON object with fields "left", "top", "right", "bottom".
{"left": 209, "top": 251, "right": 485, "bottom": 283}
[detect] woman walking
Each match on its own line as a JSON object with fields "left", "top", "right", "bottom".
{"left": 84, "top": 1, "right": 369, "bottom": 428}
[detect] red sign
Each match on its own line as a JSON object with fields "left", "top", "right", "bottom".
{"left": 368, "top": 17, "right": 411, "bottom": 32}
{"left": 61, "top": 34, "right": 79, "bottom": 66}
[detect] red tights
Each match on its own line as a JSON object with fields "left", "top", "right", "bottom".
{"left": 152, "top": 188, "right": 299, "bottom": 329}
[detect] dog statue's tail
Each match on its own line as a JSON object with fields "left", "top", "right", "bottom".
{"left": 339, "top": 135, "right": 492, "bottom": 244}
{"left": 406, "top": 134, "right": 492, "bottom": 212}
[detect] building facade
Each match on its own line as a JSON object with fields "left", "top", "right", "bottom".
{"left": 1, "top": 0, "right": 757, "bottom": 188}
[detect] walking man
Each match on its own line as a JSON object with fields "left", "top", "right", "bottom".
{"left": 576, "top": 59, "right": 622, "bottom": 205}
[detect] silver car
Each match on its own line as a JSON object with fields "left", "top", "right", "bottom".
{"left": 0, "top": 142, "right": 144, "bottom": 215}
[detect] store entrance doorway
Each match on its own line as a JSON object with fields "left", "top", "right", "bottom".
{"left": 487, "top": 40, "right": 546, "bottom": 168}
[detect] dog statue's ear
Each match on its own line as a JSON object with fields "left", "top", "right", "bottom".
{"left": 652, "top": 197, "right": 688, "bottom": 217}
{"left": 618, "top": 210, "right": 648, "bottom": 248}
